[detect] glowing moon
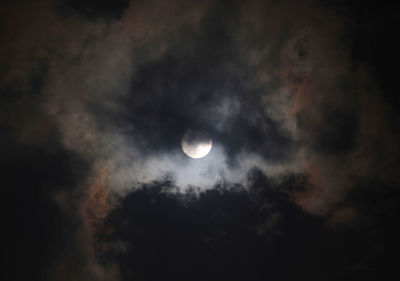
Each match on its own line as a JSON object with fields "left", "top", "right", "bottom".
{"left": 181, "top": 130, "right": 212, "bottom": 159}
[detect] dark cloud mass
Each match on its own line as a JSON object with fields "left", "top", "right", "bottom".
{"left": 122, "top": 30, "right": 293, "bottom": 161}
{"left": 100, "top": 173, "right": 400, "bottom": 281}
{"left": 55, "top": 0, "right": 130, "bottom": 20}
{"left": 1, "top": 0, "right": 400, "bottom": 280}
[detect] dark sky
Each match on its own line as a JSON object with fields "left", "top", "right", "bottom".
{"left": 1, "top": 1, "right": 400, "bottom": 281}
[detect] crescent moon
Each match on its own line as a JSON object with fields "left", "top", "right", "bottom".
{"left": 181, "top": 130, "right": 212, "bottom": 159}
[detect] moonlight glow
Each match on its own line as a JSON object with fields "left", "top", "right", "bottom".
{"left": 181, "top": 130, "right": 212, "bottom": 159}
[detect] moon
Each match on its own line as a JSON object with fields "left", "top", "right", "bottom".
{"left": 181, "top": 130, "right": 212, "bottom": 159}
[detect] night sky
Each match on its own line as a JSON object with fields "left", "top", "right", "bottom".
{"left": 1, "top": 1, "right": 400, "bottom": 281}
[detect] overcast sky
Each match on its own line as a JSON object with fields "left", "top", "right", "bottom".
{"left": 1, "top": 1, "right": 400, "bottom": 281}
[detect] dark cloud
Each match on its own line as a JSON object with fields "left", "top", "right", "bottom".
{"left": 0, "top": 43, "right": 113, "bottom": 280}
{"left": 55, "top": 0, "right": 130, "bottom": 21}
{"left": 113, "top": 1, "right": 295, "bottom": 164}
{"left": 1, "top": 130, "right": 89, "bottom": 281}
{"left": 100, "top": 170, "right": 399, "bottom": 281}
{"left": 334, "top": 179, "right": 400, "bottom": 280}
{"left": 0, "top": 59, "right": 48, "bottom": 100}
{"left": 297, "top": 107, "right": 359, "bottom": 155}
{"left": 2, "top": 0, "right": 400, "bottom": 280}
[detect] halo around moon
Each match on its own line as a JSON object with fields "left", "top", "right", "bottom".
{"left": 181, "top": 130, "right": 212, "bottom": 159}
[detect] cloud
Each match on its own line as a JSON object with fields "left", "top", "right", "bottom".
{"left": 100, "top": 171, "right": 394, "bottom": 281}
{"left": 44, "top": 0, "right": 302, "bottom": 195}
{"left": 2, "top": 0, "right": 394, "bottom": 216}
{"left": 2, "top": 0, "right": 400, "bottom": 280}
{"left": 54, "top": 0, "right": 130, "bottom": 21}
